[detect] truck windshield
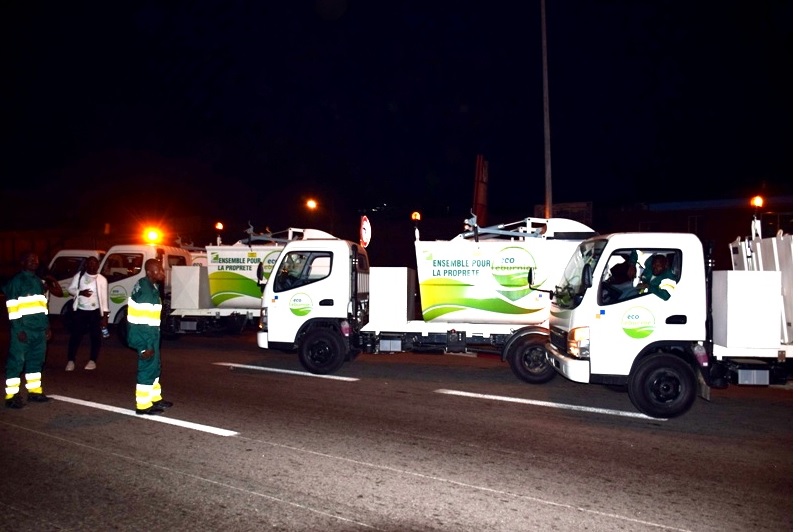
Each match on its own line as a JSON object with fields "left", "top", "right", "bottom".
{"left": 553, "top": 238, "right": 607, "bottom": 309}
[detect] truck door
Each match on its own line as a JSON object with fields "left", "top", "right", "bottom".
{"left": 266, "top": 249, "right": 338, "bottom": 344}
{"left": 590, "top": 248, "right": 694, "bottom": 377}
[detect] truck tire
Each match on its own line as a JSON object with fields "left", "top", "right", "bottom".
{"left": 507, "top": 336, "right": 557, "bottom": 384}
{"left": 628, "top": 353, "right": 696, "bottom": 418}
{"left": 298, "top": 328, "right": 347, "bottom": 375}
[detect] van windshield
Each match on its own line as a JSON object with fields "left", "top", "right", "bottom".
{"left": 50, "top": 256, "right": 87, "bottom": 281}
{"left": 101, "top": 253, "right": 144, "bottom": 283}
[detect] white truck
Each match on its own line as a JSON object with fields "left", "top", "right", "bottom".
{"left": 166, "top": 227, "right": 333, "bottom": 335}
{"left": 47, "top": 249, "right": 107, "bottom": 315}
{"left": 97, "top": 242, "right": 204, "bottom": 342}
{"left": 257, "top": 217, "right": 597, "bottom": 379}
{"left": 541, "top": 216, "right": 793, "bottom": 418}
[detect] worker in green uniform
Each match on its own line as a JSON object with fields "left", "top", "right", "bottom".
{"left": 637, "top": 254, "right": 678, "bottom": 301}
{"left": 4, "top": 251, "right": 63, "bottom": 408}
{"left": 127, "top": 258, "right": 173, "bottom": 415}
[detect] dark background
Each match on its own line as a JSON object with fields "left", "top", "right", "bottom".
{"left": 1, "top": 1, "right": 792, "bottom": 247}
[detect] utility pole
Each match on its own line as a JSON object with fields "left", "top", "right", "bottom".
{"left": 541, "top": 0, "right": 553, "bottom": 219}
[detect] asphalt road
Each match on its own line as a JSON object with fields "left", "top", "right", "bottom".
{"left": 0, "top": 318, "right": 792, "bottom": 531}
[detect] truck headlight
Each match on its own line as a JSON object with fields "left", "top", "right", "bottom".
{"left": 567, "top": 326, "right": 590, "bottom": 359}
{"left": 259, "top": 308, "right": 267, "bottom": 332}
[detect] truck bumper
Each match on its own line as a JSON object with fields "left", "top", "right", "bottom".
{"left": 257, "top": 331, "right": 269, "bottom": 349}
{"left": 545, "top": 344, "right": 591, "bottom": 383}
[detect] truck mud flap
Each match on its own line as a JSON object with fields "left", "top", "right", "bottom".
{"left": 697, "top": 368, "right": 711, "bottom": 402}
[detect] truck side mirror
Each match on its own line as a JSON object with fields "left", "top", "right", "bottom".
{"left": 527, "top": 267, "right": 534, "bottom": 287}
{"left": 581, "top": 263, "right": 593, "bottom": 290}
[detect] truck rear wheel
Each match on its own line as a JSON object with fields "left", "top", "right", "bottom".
{"left": 298, "top": 328, "right": 347, "bottom": 375}
{"left": 628, "top": 353, "right": 696, "bottom": 418}
{"left": 507, "top": 336, "right": 557, "bottom": 384}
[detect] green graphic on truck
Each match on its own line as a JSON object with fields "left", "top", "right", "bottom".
{"left": 621, "top": 306, "right": 655, "bottom": 339}
{"left": 207, "top": 247, "right": 284, "bottom": 308}
{"left": 289, "top": 293, "right": 313, "bottom": 316}
{"left": 416, "top": 242, "right": 548, "bottom": 323}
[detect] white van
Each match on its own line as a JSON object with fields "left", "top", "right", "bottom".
{"left": 47, "top": 249, "right": 106, "bottom": 315}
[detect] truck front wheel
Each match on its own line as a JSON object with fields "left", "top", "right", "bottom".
{"left": 298, "top": 328, "right": 347, "bottom": 375}
{"left": 507, "top": 336, "right": 557, "bottom": 384}
{"left": 628, "top": 353, "right": 696, "bottom": 418}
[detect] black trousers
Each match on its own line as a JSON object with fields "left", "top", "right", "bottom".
{"left": 67, "top": 309, "right": 102, "bottom": 363}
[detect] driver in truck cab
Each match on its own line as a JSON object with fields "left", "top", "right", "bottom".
{"left": 636, "top": 254, "right": 677, "bottom": 300}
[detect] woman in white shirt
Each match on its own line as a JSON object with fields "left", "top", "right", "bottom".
{"left": 65, "top": 257, "right": 109, "bottom": 371}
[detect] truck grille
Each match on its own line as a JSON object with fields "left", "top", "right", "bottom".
{"left": 549, "top": 325, "right": 567, "bottom": 352}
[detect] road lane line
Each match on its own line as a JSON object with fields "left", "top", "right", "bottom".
{"left": 214, "top": 362, "right": 359, "bottom": 381}
{"left": 435, "top": 389, "right": 662, "bottom": 420}
{"left": 48, "top": 395, "right": 239, "bottom": 436}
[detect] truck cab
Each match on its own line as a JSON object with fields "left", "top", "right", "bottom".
{"left": 258, "top": 238, "right": 369, "bottom": 374}
{"left": 544, "top": 232, "right": 708, "bottom": 418}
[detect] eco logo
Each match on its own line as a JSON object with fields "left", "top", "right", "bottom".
{"left": 621, "top": 306, "right": 655, "bottom": 339}
{"left": 289, "top": 293, "right": 313, "bottom": 317}
{"left": 109, "top": 286, "right": 128, "bottom": 305}
{"left": 262, "top": 250, "right": 281, "bottom": 279}
{"left": 492, "top": 246, "right": 535, "bottom": 301}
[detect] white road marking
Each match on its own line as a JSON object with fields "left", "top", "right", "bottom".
{"left": 435, "top": 389, "right": 662, "bottom": 420}
{"left": 214, "top": 362, "right": 359, "bottom": 381}
{"left": 48, "top": 395, "right": 239, "bottom": 436}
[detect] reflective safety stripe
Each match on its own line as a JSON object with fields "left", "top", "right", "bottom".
{"left": 136, "top": 383, "right": 154, "bottom": 409}
{"left": 5, "top": 294, "right": 48, "bottom": 320}
{"left": 150, "top": 378, "right": 162, "bottom": 402}
{"left": 659, "top": 279, "right": 677, "bottom": 297}
{"left": 25, "top": 372, "right": 42, "bottom": 393}
{"left": 127, "top": 299, "right": 162, "bottom": 326}
{"left": 5, "top": 377, "right": 21, "bottom": 396}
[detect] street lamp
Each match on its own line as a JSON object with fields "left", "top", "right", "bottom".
{"left": 305, "top": 198, "right": 335, "bottom": 234}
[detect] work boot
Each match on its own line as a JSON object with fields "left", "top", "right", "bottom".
{"left": 5, "top": 395, "right": 24, "bottom": 409}
{"left": 136, "top": 405, "right": 164, "bottom": 416}
{"left": 152, "top": 400, "right": 173, "bottom": 409}
{"left": 28, "top": 393, "right": 50, "bottom": 403}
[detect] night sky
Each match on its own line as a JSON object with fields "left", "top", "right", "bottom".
{"left": 1, "top": 1, "right": 792, "bottom": 242}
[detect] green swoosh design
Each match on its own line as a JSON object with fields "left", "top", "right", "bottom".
{"left": 208, "top": 271, "right": 262, "bottom": 306}
{"left": 419, "top": 279, "right": 545, "bottom": 320}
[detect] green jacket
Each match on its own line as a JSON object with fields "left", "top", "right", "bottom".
{"left": 4, "top": 270, "right": 49, "bottom": 333}
{"left": 126, "top": 277, "right": 162, "bottom": 354}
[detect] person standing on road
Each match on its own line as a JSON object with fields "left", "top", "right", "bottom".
{"left": 65, "top": 256, "right": 109, "bottom": 371}
{"left": 127, "top": 258, "right": 173, "bottom": 415}
{"left": 3, "top": 251, "right": 63, "bottom": 409}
